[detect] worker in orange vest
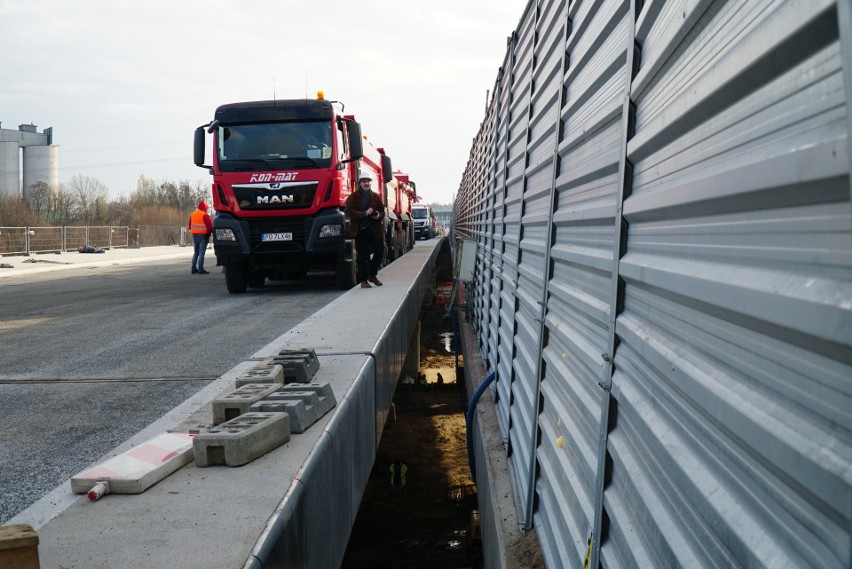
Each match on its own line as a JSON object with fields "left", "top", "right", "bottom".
{"left": 188, "top": 201, "right": 213, "bottom": 274}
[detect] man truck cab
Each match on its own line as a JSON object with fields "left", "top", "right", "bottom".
{"left": 412, "top": 204, "right": 436, "bottom": 240}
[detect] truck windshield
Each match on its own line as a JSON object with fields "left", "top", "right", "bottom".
{"left": 217, "top": 121, "right": 333, "bottom": 171}
{"left": 412, "top": 208, "right": 427, "bottom": 219}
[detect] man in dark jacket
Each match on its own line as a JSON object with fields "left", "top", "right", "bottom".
{"left": 188, "top": 201, "right": 213, "bottom": 274}
{"left": 344, "top": 170, "right": 385, "bottom": 288}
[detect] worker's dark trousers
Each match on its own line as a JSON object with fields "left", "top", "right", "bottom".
{"left": 355, "top": 228, "right": 384, "bottom": 282}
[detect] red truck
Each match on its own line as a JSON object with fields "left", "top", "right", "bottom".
{"left": 193, "top": 94, "right": 396, "bottom": 293}
{"left": 382, "top": 168, "right": 417, "bottom": 260}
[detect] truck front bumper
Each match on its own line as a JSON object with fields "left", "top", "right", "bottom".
{"left": 213, "top": 210, "right": 347, "bottom": 267}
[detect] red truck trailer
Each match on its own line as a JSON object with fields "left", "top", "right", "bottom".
{"left": 382, "top": 167, "right": 417, "bottom": 260}
{"left": 193, "top": 94, "right": 395, "bottom": 293}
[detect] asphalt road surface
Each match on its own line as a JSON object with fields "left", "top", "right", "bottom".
{"left": 0, "top": 258, "right": 344, "bottom": 523}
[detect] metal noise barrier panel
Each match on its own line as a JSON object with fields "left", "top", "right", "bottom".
{"left": 454, "top": 0, "right": 852, "bottom": 568}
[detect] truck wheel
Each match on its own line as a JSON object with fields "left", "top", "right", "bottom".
{"left": 393, "top": 231, "right": 402, "bottom": 260}
{"left": 336, "top": 251, "right": 356, "bottom": 290}
{"left": 386, "top": 228, "right": 397, "bottom": 263}
{"left": 225, "top": 262, "right": 248, "bottom": 293}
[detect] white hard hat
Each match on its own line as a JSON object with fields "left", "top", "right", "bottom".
{"left": 358, "top": 170, "right": 372, "bottom": 181}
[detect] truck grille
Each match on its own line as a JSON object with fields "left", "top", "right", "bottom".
{"left": 233, "top": 182, "right": 319, "bottom": 211}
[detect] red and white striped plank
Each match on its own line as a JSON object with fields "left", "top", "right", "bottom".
{"left": 70, "top": 432, "right": 195, "bottom": 495}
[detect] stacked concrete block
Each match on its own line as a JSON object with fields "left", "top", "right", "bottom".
{"left": 249, "top": 382, "right": 336, "bottom": 433}
{"left": 263, "top": 349, "right": 319, "bottom": 383}
{"left": 212, "top": 383, "right": 282, "bottom": 425}
{"left": 281, "top": 383, "right": 335, "bottom": 416}
{"left": 234, "top": 363, "right": 284, "bottom": 388}
{"left": 193, "top": 412, "right": 291, "bottom": 467}
{"left": 249, "top": 400, "right": 312, "bottom": 433}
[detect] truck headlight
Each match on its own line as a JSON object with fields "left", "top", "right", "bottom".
{"left": 215, "top": 228, "right": 236, "bottom": 241}
{"left": 319, "top": 224, "right": 341, "bottom": 238}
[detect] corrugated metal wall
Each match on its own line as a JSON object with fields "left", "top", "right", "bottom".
{"left": 455, "top": 0, "right": 852, "bottom": 567}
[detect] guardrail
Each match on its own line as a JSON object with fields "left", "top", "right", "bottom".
{"left": 0, "top": 225, "right": 185, "bottom": 255}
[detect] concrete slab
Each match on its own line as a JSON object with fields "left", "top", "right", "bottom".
{"left": 280, "top": 382, "right": 336, "bottom": 416}
{"left": 249, "top": 399, "right": 311, "bottom": 433}
{"left": 235, "top": 363, "right": 285, "bottom": 388}
{"left": 263, "top": 348, "right": 320, "bottom": 383}
{"left": 0, "top": 245, "right": 192, "bottom": 279}
{"left": 212, "top": 383, "right": 282, "bottom": 425}
{"left": 248, "top": 382, "right": 337, "bottom": 433}
{"left": 193, "top": 412, "right": 291, "bottom": 467}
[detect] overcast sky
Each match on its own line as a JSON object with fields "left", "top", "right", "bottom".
{"left": 0, "top": 1, "right": 526, "bottom": 205}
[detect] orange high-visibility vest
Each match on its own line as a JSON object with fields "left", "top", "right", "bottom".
{"left": 189, "top": 210, "right": 208, "bottom": 234}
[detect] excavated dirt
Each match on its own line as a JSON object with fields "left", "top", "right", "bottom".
{"left": 341, "top": 283, "right": 482, "bottom": 569}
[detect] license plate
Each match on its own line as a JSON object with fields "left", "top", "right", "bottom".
{"left": 261, "top": 232, "right": 293, "bottom": 242}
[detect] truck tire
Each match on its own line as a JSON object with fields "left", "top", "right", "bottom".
{"left": 225, "top": 262, "right": 248, "bottom": 293}
{"left": 393, "top": 230, "right": 402, "bottom": 260}
{"left": 386, "top": 227, "right": 397, "bottom": 263}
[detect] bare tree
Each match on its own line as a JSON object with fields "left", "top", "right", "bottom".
{"left": 133, "top": 175, "right": 159, "bottom": 209}
{"left": 23, "top": 181, "right": 54, "bottom": 219}
{"left": 0, "top": 195, "right": 39, "bottom": 226}
{"left": 48, "top": 185, "right": 77, "bottom": 225}
{"left": 67, "top": 175, "right": 109, "bottom": 223}
{"left": 8, "top": 174, "right": 209, "bottom": 237}
{"left": 107, "top": 194, "right": 134, "bottom": 226}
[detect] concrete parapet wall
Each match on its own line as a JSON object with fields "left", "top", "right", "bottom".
{"left": 23, "top": 239, "right": 444, "bottom": 569}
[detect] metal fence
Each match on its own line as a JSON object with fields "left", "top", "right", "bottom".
{"left": 454, "top": 1, "right": 852, "bottom": 568}
{"left": 0, "top": 225, "right": 186, "bottom": 255}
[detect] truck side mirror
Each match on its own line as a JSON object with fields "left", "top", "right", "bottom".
{"left": 193, "top": 127, "right": 206, "bottom": 167}
{"left": 381, "top": 154, "right": 393, "bottom": 183}
{"left": 347, "top": 120, "right": 363, "bottom": 160}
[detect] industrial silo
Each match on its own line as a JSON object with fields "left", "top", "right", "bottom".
{"left": 0, "top": 141, "right": 20, "bottom": 197}
{"left": 22, "top": 144, "right": 59, "bottom": 193}
{"left": 0, "top": 123, "right": 56, "bottom": 198}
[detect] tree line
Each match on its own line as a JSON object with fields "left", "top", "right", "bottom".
{"left": 0, "top": 175, "right": 209, "bottom": 228}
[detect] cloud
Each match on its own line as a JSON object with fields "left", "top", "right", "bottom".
{"left": 1, "top": 0, "right": 524, "bottom": 203}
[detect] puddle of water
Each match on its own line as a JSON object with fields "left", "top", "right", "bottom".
{"left": 439, "top": 332, "right": 454, "bottom": 352}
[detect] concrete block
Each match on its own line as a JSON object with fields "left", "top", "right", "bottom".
{"left": 249, "top": 400, "right": 310, "bottom": 433}
{"left": 249, "top": 382, "right": 336, "bottom": 433}
{"left": 263, "top": 349, "right": 319, "bottom": 383}
{"left": 280, "top": 382, "right": 336, "bottom": 416}
{"left": 235, "top": 363, "right": 284, "bottom": 388}
{"left": 212, "top": 383, "right": 282, "bottom": 425}
{"left": 193, "top": 412, "right": 290, "bottom": 467}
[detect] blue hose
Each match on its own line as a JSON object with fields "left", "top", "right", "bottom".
{"left": 466, "top": 370, "right": 496, "bottom": 481}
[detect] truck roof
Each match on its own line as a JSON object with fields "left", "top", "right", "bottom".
{"left": 214, "top": 99, "right": 335, "bottom": 123}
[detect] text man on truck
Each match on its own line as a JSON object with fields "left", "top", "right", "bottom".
{"left": 193, "top": 93, "right": 394, "bottom": 293}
